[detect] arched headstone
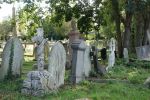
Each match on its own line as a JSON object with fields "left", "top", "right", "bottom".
{"left": 0, "top": 37, "right": 24, "bottom": 80}
{"left": 48, "top": 42, "right": 66, "bottom": 87}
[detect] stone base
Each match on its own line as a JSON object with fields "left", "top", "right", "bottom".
{"left": 22, "top": 70, "right": 56, "bottom": 96}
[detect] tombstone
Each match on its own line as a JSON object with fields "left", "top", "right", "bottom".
{"left": 144, "top": 77, "right": 150, "bottom": 88}
{"left": 90, "top": 46, "right": 106, "bottom": 76}
{"left": 32, "top": 28, "right": 48, "bottom": 71}
{"left": 106, "top": 38, "right": 116, "bottom": 71}
{"left": 21, "top": 70, "right": 56, "bottom": 96}
{"left": 70, "top": 40, "right": 87, "bottom": 84}
{"left": 68, "top": 19, "right": 80, "bottom": 68}
{"left": 22, "top": 28, "right": 55, "bottom": 96}
{"left": 135, "top": 45, "right": 150, "bottom": 60}
{"left": 0, "top": 37, "right": 24, "bottom": 80}
{"left": 84, "top": 46, "right": 91, "bottom": 77}
{"left": 48, "top": 42, "right": 66, "bottom": 87}
{"left": 123, "top": 48, "right": 129, "bottom": 63}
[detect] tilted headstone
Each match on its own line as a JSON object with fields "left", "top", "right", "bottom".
{"left": 70, "top": 40, "right": 87, "bottom": 84}
{"left": 123, "top": 48, "right": 129, "bottom": 63}
{"left": 48, "top": 42, "right": 66, "bottom": 87}
{"left": 106, "top": 38, "right": 116, "bottom": 71}
{"left": 0, "top": 37, "right": 24, "bottom": 80}
{"left": 84, "top": 46, "right": 91, "bottom": 77}
{"left": 144, "top": 77, "right": 150, "bottom": 88}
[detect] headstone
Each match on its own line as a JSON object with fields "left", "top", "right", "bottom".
{"left": 68, "top": 19, "right": 80, "bottom": 68}
{"left": 32, "top": 28, "right": 48, "bottom": 71}
{"left": 90, "top": 46, "right": 106, "bottom": 76}
{"left": 106, "top": 38, "right": 116, "bottom": 71}
{"left": 70, "top": 40, "right": 87, "bottom": 84}
{"left": 135, "top": 45, "right": 150, "bottom": 60}
{"left": 0, "top": 37, "right": 24, "bottom": 80}
{"left": 144, "top": 77, "right": 150, "bottom": 88}
{"left": 48, "top": 42, "right": 66, "bottom": 87}
{"left": 22, "top": 28, "right": 54, "bottom": 96}
{"left": 84, "top": 46, "right": 91, "bottom": 77}
{"left": 123, "top": 48, "right": 129, "bottom": 63}
{"left": 21, "top": 70, "right": 56, "bottom": 96}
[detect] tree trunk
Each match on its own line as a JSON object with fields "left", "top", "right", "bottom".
{"left": 111, "top": 0, "right": 123, "bottom": 58}
{"left": 135, "top": 13, "right": 143, "bottom": 47}
{"left": 123, "top": 12, "right": 132, "bottom": 48}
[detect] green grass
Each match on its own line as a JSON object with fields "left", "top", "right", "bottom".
{"left": 0, "top": 57, "right": 150, "bottom": 100}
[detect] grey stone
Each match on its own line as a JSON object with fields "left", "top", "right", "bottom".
{"left": 144, "top": 77, "right": 150, "bottom": 88}
{"left": 22, "top": 70, "right": 56, "bottom": 96}
{"left": 48, "top": 41, "right": 66, "bottom": 87}
{"left": 0, "top": 37, "right": 24, "bottom": 80}
{"left": 84, "top": 46, "right": 91, "bottom": 77}
{"left": 70, "top": 39, "right": 86, "bottom": 84}
{"left": 106, "top": 38, "right": 116, "bottom": 71}
{"left": 123, "top": 48, "right": 129, "bottom": 63}
{"left": 32, "top": 28, "right": 48, "bottom": 71}
{"left": 135, "top": 45, "right": 150, "bottom": 60}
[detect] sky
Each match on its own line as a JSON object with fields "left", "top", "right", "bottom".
{"left": 0, "top": 3, "right": 13, "bottom": 21}
{"left": 0, "top": 2, "right": 26, "bottom": 22}
{"left": 0, "top": 0, "right": 93, "bottom": 22}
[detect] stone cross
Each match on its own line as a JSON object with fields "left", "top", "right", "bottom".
{"left": 32, "top": 28, "right": 48, "bottom": 71}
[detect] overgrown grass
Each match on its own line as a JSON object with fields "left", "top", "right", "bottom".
{"left": 0, "top": 57, "right": 150, "bottom": 100}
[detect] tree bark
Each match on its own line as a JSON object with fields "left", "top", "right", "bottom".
{"left": 135, "top": 12, "right": 143, "bottom": 47}
{"left": 111, "top": 0, "right": 123, "bottom": 58}
{"left": 123, "top": 12, "right": 132, "bottom": 48}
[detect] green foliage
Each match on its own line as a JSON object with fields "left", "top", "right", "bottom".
{"left": 0, "top": 19, "right": 12, "bottom": 40}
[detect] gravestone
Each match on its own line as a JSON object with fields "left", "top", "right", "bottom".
{"left": 22, "top": 28, "right": 55, "bottom": 96}
{"left": 84, "top": 46, "right": 91, "bottom": 77}
{"left": 135, "top": 45, "right": 150, "bottom": 60}
{"left": 106, "top": 38, "right": 116, "bottom": 71}
{"left": 70, "top": 40, "right": 87, "bottom": 84}
{"left": 68, "top": 19, "right": 80, "bottom": 68}
{"left": 123, "top": 48, "right": 129, "bottom": 63}
{"left": 0, "top": 37, "right": 24, "bottom": 80}
{"left": 90, "top": 46, "right": 106, "bottom": 76}
{"left": 144, "top": 77, "right": 150, "bottom": 88}
{"left": 48, "top": 41, "right": 66, "bottom": 87}
{"left": 22, "top": 70, "right": 56, "bottom": 96}
{"left": 32, "top": 28, "right": 48, "bottom": 71}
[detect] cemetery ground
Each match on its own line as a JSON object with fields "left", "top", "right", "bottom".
{"left": 0, "top": 57, "right": 150, "bottom": 100}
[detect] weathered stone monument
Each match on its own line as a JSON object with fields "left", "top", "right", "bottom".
{"left": 106, "top": 38, "right": 116, "bottom": 71}
{"left": 123, "top": 48, "right": 129, "bottom": 63}
{"left": 90, "top": 46, "right": 106, "bottom": 76}
{"left": 68, "top": 19, "right": 80, "bottom": 68}
{"left": 144, "top": 77, "right": 150, "bottom": 88}
{"left": 84, "top": 46, "right": 91, "bottom": 77}
{"left": 70, "top": 40, "right": 87, "bottom": 84}
{"left": 0, "top": 37, "right": 24, "bottom": 80}
{"left": 135, "top": 45, "right": 150, "bottom": 60}
{"left": 22, "top": 28, "right": 56, "bottom": 96}
{"left": 32, "top": 28, "right": 48, "bottom": 71}
{"left": 48, "top": 41, "right": 66, "bottom": 87}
